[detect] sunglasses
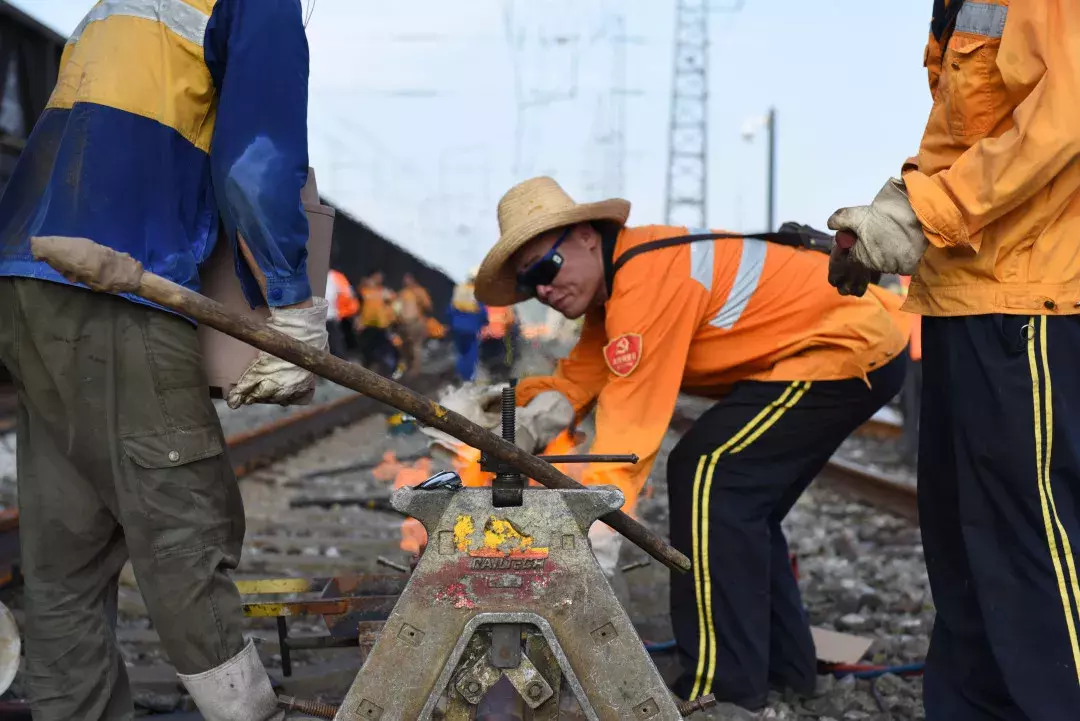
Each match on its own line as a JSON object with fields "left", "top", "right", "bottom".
{"left": 516, "top": 226, "right": 571, "bottom": 298}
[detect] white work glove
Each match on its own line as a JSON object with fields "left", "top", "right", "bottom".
{"left": 419, "top": 383, "right": 507, "bottom": 455}
{"left": 589, "top": 522, "right": 623, "bottom": 579}
{"left": 226, "top": 298, "right": 329, "bottom": 409}
{"left": 420, "top": 384, "right": 573, "bottom": 456}
{"left": 473, "top": 387, "right": 573, "bottom": 453}
{"left": 513, "top": 391, "right": 574, "bottom": 454}
{"left": 827, "top": 178, "right": 928, "bottom": 296}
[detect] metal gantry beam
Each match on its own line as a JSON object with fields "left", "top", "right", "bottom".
{"left": 664, "top": 0, "right": 709, "bottom": 228}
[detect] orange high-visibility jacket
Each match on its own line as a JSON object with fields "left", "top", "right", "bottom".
{"left": 517, "top": 225, "right": 910, "bottom": 513}
{"left": 398, "top": 285, "right": 433, "bottom": 321}
{"left": 903, "top": 0, "right": 1080, "bottom": 316}
{"left": 426, "top": 317, "right": 447, "bottom": 340}
{"left": 483, "top": 306, "right": 515, "bottom": 340}
{"left": 360, "top": 285, "right": 396, "bottom": 328}
{"left": 329, "top": 270, "right": 360, "bottom": 320}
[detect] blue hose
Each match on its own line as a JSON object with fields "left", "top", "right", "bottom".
{"left": 839, "top": 663, "right": 926, "bottom": 679}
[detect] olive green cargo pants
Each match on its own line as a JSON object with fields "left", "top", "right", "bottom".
{"left": 0, "top": 278, "right": 248, "bottom": 720}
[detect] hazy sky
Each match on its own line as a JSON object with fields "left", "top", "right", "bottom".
{"left": 12, "top": 1, "right": 934, "bottom": 280}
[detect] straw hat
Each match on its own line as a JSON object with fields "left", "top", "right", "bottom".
{"left": 475, "top": 177, "right": 630, "bottom": 306}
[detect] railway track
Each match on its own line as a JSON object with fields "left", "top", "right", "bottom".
{"left": 819, "top": 454, "right": 917, "bottom": 522}
{"left": 0, "top": 382, "right": 917, "bottom": 561}
{"left": 0, "top": 372, "right": 919, "bottom": 715}
{"left": 822, "top": 412, "right": 917, "bottom": 522}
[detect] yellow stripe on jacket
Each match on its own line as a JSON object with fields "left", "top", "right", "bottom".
{"left": 49, "top": 5, "right": 217, "bottom": 152}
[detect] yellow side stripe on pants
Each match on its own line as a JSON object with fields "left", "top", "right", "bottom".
{"left": 1028, "top": 315, "right": 1080, "bottom": 684}
{"left": 689, "top": 381, "right": 812, "bottom": 700}
{"left": 690, "top": 455, "right": 709, "bottom": 701}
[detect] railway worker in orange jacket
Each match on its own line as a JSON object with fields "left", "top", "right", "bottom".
{"left": 326, "top": 268, "right": 360, "bottom": 359}
{"left": 828, "top": 2, "right": 1080, "bottom": 718}
{"left": 397, "top": 273, "right": 433, "bottom": 374}
{"left": 357, "top": 272, "right": 399, "bottom": 375}
{"left": 474, "top": 177, "right": 911, "bottom": 710}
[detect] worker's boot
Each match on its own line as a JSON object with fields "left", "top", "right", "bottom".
{"left": 177, "top": 640, "right": 285, "bottom": 721}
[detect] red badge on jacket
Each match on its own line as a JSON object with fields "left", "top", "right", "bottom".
{"left": 604, "top": 333, "right": 642, "bottom": 377}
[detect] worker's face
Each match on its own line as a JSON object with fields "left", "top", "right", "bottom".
{"left": 513, "top": 224, "right": 604, "bottom": 320}
{"left": 404, "top": 273, "right": 416, "bottom": 287}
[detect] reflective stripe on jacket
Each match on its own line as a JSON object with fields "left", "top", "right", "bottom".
{"left": 0, "top": 0, "right": 312, "bottom": 310}
{"left": 517, "top": 224, "right": 910, "bottom": 512}
{"left": 904, "top": 0, "right": 1080, "bottom": 316}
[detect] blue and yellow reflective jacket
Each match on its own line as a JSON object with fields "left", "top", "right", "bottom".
{"left": 0, "top": 0, "right": 312, "bottom": 309}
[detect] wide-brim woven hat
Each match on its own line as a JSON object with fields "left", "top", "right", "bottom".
{"left": 475, "top": 176, "right": 630, "bottom": 306}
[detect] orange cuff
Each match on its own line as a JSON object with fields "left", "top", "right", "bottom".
{"left": 903, "top": 170, "right": 977, "bottom": 252}
{"left": 515, "top": 377, "right": 556, "bottom": 406}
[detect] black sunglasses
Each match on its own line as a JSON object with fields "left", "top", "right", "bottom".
{"left": 516, "top": 226, "right": 571, "bottom": 297}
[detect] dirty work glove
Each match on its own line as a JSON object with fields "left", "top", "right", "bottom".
{"left": 477, "top": 387, "right": 573, "bottom": 453}
{"left": 514, "top": 391, "right": 574, "bottom": 454}
{"left": 227, "top": 298, "right": 329, "bottom": 409}
{"left": 419, "top": 382, "right": 507, "bottom": 453}
{"left": 827, "top": 244, "right": 877, "bottom": 298}
{"left": 827, "top": 178, "right": 928, "bottom": 293}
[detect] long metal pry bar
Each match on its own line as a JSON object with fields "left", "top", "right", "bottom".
{"left": 331, "top": 383, "right": 689, "bottom": 720}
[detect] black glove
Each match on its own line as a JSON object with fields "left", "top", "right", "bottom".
{"left": 828, "top": 245, "right": 877, "bottom": 298}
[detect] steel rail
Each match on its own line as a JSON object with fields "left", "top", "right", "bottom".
{"left": 819, "top": 455, "right": 918, "bottom": 523}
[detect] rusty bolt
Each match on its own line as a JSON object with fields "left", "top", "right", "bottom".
{"left": 466, "top": 680, "right": 482, "bottom": 695}
{"left": 277, "top": 695, "right": 339, "bottom": 720}
{"left": 527, "top": 682, "right": 545, "bottom": 700}
{"left": 676, "top": 694, "right": 717, "bottom": 716}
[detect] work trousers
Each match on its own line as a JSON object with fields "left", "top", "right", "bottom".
{"left": 0, "top": 278, "right": 247, "bottom": 720}
{"left": 398, "top": 319, "right": 427, "bottom": 374}
{"left": 358, "top": 326, "right": 397, "bottom": 375}
{"left": 901, "top": 356, "right": 922, "bottom": 466}
{"left": 920, "top": 315, "right": 1080, "bottom": 721}
{"left": 327, "top": 319, "right": 348, "bottom": 359}
{"left": 668, "top": 358, "right": 906, "bottom": 710}
{"left": 452, "top": 331, "right": 480, "bottom": 382}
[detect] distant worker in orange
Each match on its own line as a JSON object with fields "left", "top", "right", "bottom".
{"left": 396, "top": 273, "right": 433, "bottom": 375}
{"left": 357, "top": 272, "right": 398, "bottom": 376}
{"left": 474, "top": 177, "right": 910, "bottom": 710}
{"left": 325, "top": 268, "right": 360, "bottom": 359}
